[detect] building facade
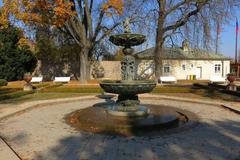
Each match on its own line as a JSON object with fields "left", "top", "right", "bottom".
{"left": 134, "top": 41, "right": 231, "bottom": 80}
{"left": 135, "top": 59, "right": 230, "bottom": 80}
{"left": 93, "top": 41, "right": 231, "bottom": 80}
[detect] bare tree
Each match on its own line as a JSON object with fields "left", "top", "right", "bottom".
{"left": 56, "top": 0, "right": 124, "bottom": 83}
{"left": 128, "top": 0, "right": 239, "bottom": 80}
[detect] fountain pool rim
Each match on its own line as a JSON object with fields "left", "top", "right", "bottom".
{"left": 99, "top": 80, "right": 156, "bottom": 95}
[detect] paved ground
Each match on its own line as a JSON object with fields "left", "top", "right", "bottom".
{"left": 0, "top": 138, "right": 20, "bottom": 160}
{"left": 0, "top": 95, "right": 240, "bottom": 160}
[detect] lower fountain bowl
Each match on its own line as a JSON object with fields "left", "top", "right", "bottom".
{"left": 66, "top": 104, "right": 197, "bottom": 136}
{"left": 99, "top": 80, "right": 156, "bottom": 95}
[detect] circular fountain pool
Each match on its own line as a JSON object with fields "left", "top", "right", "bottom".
{"left": 66, "top": 103, "right": 197, "bottom": 136}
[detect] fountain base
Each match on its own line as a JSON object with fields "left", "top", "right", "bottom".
{"left": 107, "top": 105, "right": 149, "bottom": 117}
{"left": 107, "top": 94, "right": 149, "bottom": 117}
{"left": 66, "top": 104, "right": 196, "bottom": 136}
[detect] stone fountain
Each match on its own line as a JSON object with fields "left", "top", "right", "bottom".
{"left": 100, "top": 18, "right": 156, "bottom": 117}
{"left": 67, "top": 19, "right": 193, "bottom": 136}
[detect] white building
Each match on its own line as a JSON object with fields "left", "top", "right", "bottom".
{"left": 135, "top": 41, "right": 231, "bottom": 80}
{"left": 92, "top": 41, "right": 231, "bottom": 80}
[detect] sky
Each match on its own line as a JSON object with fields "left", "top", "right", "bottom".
{"left": 0, "top": 1, "right": 239, "bottom": 58}
{"left": 220, "top": 10, "right": 240, "bottom": 58}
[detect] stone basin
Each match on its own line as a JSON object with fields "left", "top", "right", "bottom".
{"left": 99, "top": 80, "right": 156, "bottom": 95}
{"left": 109, "top": 33, "right": 146, "bottom": 47}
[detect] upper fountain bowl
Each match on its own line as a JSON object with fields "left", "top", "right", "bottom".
{"left": 109, "top": 33, "right": 146, "bottom": 47}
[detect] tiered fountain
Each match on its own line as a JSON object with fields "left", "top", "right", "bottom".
{"left": 100, "top": 18, "right": 156, "bottom": 117}
{"left": 67, "top": 19, "right": 191, "bottom": 136}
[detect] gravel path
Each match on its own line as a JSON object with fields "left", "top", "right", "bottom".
{"left": 0, "top": 96, "right": 239, "bottom": 160}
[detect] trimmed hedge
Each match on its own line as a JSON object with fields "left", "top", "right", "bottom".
{"left": 152, "top": 86, "right": 192, "bottom": 93}
{"left": 32, "top": 83, "right": 51, "bottom": 90}
{"left": 0, "top": 88, "right": 20, "bottom": 94}
{"left": 0, "top": 90, "right": 35, "bottom": 101}
{"left": 42, "top": 86, "right": 103, "bottom": 93}
{"left": 42, "top": 85, "right": 192, "bottom": 94}
{"left": 0, "top": 79, "right": 8, "bottom": 86}
{"left": 0, "top": 83, "right": 64, "bottom": 101}
{"left": 39, "top": 83, "right": 63, "bottom": 91}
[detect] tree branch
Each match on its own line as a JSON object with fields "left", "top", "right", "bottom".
{"left": 77, "top": 0, "right": 84, "bottom": 21}
{"left": 92, "top": 21, "right": 122, "bottom": 51}
{"left": 90, "top": 0, "right": 94, "bottom": 14}
{"left": 92, "top": 10, "right": 105, "bottom": 42}
{"left": 165, "top": 0, "right": 192, "bottom": 16}
{"left": 164, "top": 0, "right": 209, "bottom": 32}
{"left": 83, "top": 0, "right": 93, "bottom": 39}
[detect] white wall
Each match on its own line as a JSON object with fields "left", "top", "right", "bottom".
{"left": 137, "top": 60, "right": 230, "bottom": 80}
{"left": 95, "top": 60, "right": 230, "bottom": 80}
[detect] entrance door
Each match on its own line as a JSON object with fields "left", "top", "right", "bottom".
{"left": 196, "top": 67, "right": 202, "bottom": 79}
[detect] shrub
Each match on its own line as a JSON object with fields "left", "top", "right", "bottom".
{"left": 38, "top": 83, "right": 64, "bottom": 92}
{"left": 0, "top": 26, "right": 37, "bottom": 81}
{"left": 42, "top": 86, "right": 103, "bottom": 93}
{"left": 0, "top": 88, "right": 19, "bottom": 94}
{"left": 152, "top": 86, "right": 192, "bottom": 93}
{"left": 0, "top": 90, "right": 35, "bottom": 101}
{"left": 0, "top": 79, "right": 8, "bottom": 86}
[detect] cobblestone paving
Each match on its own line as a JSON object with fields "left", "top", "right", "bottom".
{"left": 0, "top": 97, "right": 240, "bottom": 160}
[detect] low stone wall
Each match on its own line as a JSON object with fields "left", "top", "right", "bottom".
{"left": 91, "top": 61, "right": 121, "bottom": 80}
{"left": 91, "top": 61, "right": 155, "bottom": 80}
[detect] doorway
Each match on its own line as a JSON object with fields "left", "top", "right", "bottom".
{"left": 196, "top": 67, "right": 202, "bottom": 79}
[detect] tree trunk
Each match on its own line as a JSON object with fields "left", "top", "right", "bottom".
{"left": 79, "top": 48, "right": 89, "bottom": 84}
{"left": 154, "top": 12, "right": 165, "bottom": 82}
{"left": 154, "top": 37, "right": 164, "bottom": 81}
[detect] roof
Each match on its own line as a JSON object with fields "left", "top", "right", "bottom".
{"left": 135, "top": 47, "right": 231, "bottom": 60}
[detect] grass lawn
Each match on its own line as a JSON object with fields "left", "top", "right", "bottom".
{"left": 0, "top": 92, "right": 94, "bottom": 104}
{"left": 1, "top": 81, "right": 239, "bottom": 104}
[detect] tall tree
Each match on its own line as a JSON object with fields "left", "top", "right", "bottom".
{"left": 123, "top": 0, "right": 239, "bottom": 79}
{"left": 152, "top": 0, "right": 239, "bottom": 79}
{"left": 0, "top": 0, "right": 124, "bottom": 83}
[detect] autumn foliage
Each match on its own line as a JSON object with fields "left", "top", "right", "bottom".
{"left": 0, "top": 0, "right": 124, "bottom": 83}
{"left": 0, "top": 0, "right": 75, "bottom": 28}
{"left": 0, "top": 0, "right": 124, "bottom": 28}
{"left": 103, "top": 0, "right": 124, "bottom": 16}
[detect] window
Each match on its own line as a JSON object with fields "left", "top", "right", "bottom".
{"left": 163, "top": 64, "right": 170, "bottom": 73}
{"left": 215, "top": 64, "right": 221, "bottom": 73}
{"left": 182, "top": 64, "right": 186, "bottom": 70}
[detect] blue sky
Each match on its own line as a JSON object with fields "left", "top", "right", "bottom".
{"left": 220, "top": 10, "right": 240, "bottom": 58}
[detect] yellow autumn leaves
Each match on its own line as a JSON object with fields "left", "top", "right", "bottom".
{"left": 103, "top": 0, "right": 124, "bottom": 16}
{"left": 0, "top": 0, "right": 75, "bottom": 28}
{"left": 0, "top": 0, "right": 124, "bottom": 28}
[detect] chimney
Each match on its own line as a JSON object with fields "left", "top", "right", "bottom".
{"left": 182, "top": 39, "right": 190, "bottom": 52}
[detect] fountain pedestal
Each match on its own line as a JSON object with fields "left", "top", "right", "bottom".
{"left": 99, "top": 19, "right": 156, "bottom": 117}
{"left": 100, "top": 79, "right": 156, "bottom": 117}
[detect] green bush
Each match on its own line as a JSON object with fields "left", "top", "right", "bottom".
{"left": 0, "top": 79, "right": 8, "bottom": 86}
{"left": 0, "top": 90, "right": 35, "bottom": 101}
{"left": 42, "top": 85, "right": 191, "bottom": 94}
{"left": 152, "top": 86, "right": 192, "bottom": 93}
{"left": 0, "top": 26, "right": 37, "bottom": 81}
{"left": 33, "top": 83, "right": 51, "bottom": 89}
{"left": 45, "top": 88, "right": 103, "bottom": 93}
{"left": 0, "top": 88, "right": 19, "bottom": 94}
{"left": 42, "top": 86, "right": 103, "bottom": 93}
